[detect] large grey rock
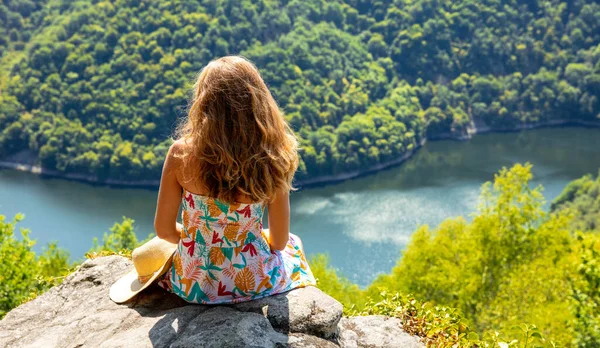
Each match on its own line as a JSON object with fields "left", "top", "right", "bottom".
{"left": 337, "top": 316, "right": 424, "bottom": 348}
{"left": 0, "top": 256, "right": 421, "bottom": 348}
{"left": 235, "top": 285, "right": 343, "bottom": 338}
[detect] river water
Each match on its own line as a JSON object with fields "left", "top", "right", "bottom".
{"left": 1, "top": 127, "right": 599, "bottom": 286}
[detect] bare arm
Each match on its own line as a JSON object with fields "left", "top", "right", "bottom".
{"left": 266, "top": 189, "right": 291, "bottom": 251}
{"left": 154, "top": 142, "right": 184, "bottom": 244}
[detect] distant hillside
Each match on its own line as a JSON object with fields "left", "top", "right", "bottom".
{"left": 0, "top": 0, "right": 50, "bottom": 56}
{"left": 552, "top": 170, "right": 600, "bottom": 232}
{"left": 0, "top": 0, "right": 599, "bottom": 182}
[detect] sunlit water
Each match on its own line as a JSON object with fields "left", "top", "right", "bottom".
{"left": 1, "top": 128, "right": 599, "bottom": 286}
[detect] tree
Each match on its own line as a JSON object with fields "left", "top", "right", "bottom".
{"left": 89, "top": 217, "right": 153, "bottom": 254}
{"left": 0, "top": 214, "right": 70, "bottom": 318}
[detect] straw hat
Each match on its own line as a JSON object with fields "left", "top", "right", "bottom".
{"left": 109, "top": 236, "right": 178, "bottom": 304}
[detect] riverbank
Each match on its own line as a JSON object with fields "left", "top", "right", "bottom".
{"left": 302, "top": 119, "right": 600, "bottom": 187}
{"left": 1, "top": 119, "right": 599, "bottom": 190}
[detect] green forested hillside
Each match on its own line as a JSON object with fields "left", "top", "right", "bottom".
{"left": 552, "top": 170, "right": 600, "bottom": 232}
{"left": 0, "top": 1, "right": 50, "bottom": 55}
{"left": 0, "top": 0, "right": 599, "bottom": 181}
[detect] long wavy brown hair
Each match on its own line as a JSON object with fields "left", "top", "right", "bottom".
{"left": 175, "top": 56, "right": 299, "bottom": 204}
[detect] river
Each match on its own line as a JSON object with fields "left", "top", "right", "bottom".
{"left": 1, "top": 127, "right": 599, "bottom": 287}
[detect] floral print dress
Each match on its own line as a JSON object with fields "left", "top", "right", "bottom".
{"left": 157, "top": 189, "right": 316, "bottom": 304}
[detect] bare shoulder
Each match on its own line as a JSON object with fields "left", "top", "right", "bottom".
{"left": 169, "top": 138, "right": 189, "bottom": 157}
{"left": 166, "top": 138, "right": 194, "bottom": 163}
{"left": 166, "top": 138, "right": 200, "bottom": 188}
{"left": 163, "top": 139, "right": 190, "bottom": 175}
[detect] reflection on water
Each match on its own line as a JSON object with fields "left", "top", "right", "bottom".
{"left": 0, "top": 127, "right": 599, "bottom": 286}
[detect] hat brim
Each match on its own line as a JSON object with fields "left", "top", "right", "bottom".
{"left": 109, "top": 252, "right": 175, "bottom": 304}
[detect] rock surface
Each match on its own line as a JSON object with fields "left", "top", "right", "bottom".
{"left": 338, "top": 316, "right": 423, "bottom": 348}
{"left": 0, "top": 256, "right": 422, "bottom": 347}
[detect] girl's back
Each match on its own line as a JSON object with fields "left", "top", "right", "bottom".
{"left": 157, "top": 187, "right": 314, "bottom": 303}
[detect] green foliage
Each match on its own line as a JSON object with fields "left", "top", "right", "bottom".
{"left": 354, "top": 291, "right": 476, "bottom": 347}
{"left": 0, "top": 0, "right": 50, "bottom": 57}
{"left": 87, "top": 216, "right": 153, "bottom": 256}
{"left": 0, "top": 213, "right": 156, "bottom": 318}
{"left": 354, "top": 291, "right": 554, "bottom": 348}
{"left": 551, "top": 171, "right": 600, "bottom": 346}
{"left": 0, "top": 213, "right": 71, "bottom": 318}
{"left": 1, "top": 0, "right": 600, "bottom": 181}
{"left": 309, "top": 253, "right": 363, "bottom": 314}
{"left": 366, "top": 164, "right": 577, "bottom": 344}
{"left": 551, "top": 171, "right": 600, "bottom": 233}
{"left": 312, "top": 164, "right": 600, "bottom": 347}
{"left": 571, "top": 233, "right": 600, "bottom": 347}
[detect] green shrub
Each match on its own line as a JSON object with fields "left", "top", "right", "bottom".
{"left": 0, "top": 214, "right": 152, "bottom": 318}
{"left": 0, "top": 213, "right": 71, "bottom": 318}
{"left": 86, "top": 216, "right": 153, "bottom": 258}
{"left": 354, "top": 291, "right": 552, "bottom": 348}
{"left": 571, "top": 233, "right": 600, "bottom": 347}
{"left": 309, "top": 253, "right": 365, "bottom": 315}
{"left": 311, "top": 164, "right": 600, "bottom": 347}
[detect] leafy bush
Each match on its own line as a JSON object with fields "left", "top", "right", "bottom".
{"left": 311, "top": 164, "right": 600, "bottom": 347}
{"left": 354, "top": 291, "right": 552, "bottom": 348}
{"left": 309, "top": 253, "right": 363, "bottom": 315}
{"left": 86, "top": 216, "right": 153, "bottom": 257}
{"left": 571, "top": 233, "right": 600, "bottom": 347}
{"left": 0, "top": 214, "right": 153, "bottom": 318}
{"left": 0, "top": 213, "right": 71, "bottom": 318}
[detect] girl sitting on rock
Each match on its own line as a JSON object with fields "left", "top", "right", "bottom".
{"left": 110, "top": 56, "right": 316, "bottom": 304}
